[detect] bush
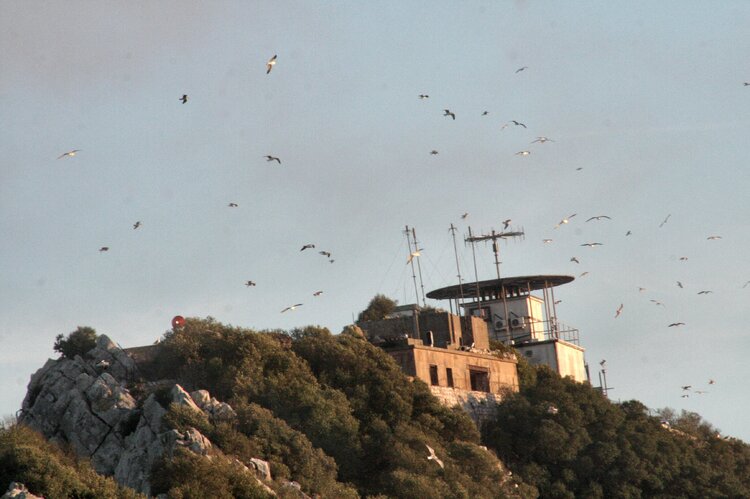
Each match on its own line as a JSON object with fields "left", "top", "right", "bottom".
{"left": 357, "top": 294, "right": 397, "bottom": 322}
{"left": 53, "top": 326, "right": 98, "bottom": 359}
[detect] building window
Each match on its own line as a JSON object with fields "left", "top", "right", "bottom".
{"left": 469, "top": 368, "right": 490, "bottom": 392}
{"left": 429, "top": 365, "right": 439, "bottom": 386}
{"left": 446, "top": 368, "right": 454, "bottom": 388}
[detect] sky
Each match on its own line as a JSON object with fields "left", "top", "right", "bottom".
{"left": 2, "top": 1, "right": 749, "bottom": 440}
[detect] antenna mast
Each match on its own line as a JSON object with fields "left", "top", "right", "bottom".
{"left": 464, "top": 227, "right": 525, "bottom": 279}
{"left": 449, "top": 224, "right": 465, "bottom": 301}
{"left": 411, "top": 227, "right": 427, "bottom": 307}
{"left": 404, "top": 225, "right": 421, "bottom": 307}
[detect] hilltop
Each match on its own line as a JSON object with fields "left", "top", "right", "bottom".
{"left": 2, "top": 318, "right": 750, "bottom": 498}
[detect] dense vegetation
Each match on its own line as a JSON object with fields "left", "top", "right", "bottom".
{"left": 484, "top": 366, "right": 750, "bottom": 498}
{"left": 53, "top": 326, "right": 98, "bottom": 359}
{"left": 4, "top": 316, "right": 750, "bottom": 498}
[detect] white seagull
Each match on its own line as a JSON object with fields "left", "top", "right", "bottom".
{"left": 281, "top": 303, "right": 303, "bottom": 313}
{"left": 266, "top": 55, "right": 277, "bottom": 74}
{"left": 425, "top": 444, "right": 444, "bottom": 469}
{"left": 57, "top": 149, "right": 81, "bottom": 159}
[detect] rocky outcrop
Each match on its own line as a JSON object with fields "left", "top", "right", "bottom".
{"left": 17, "top": 337, "right": 272, "bottom": 496}
{"left": 1, "top": 482, "right": 43, "bottom": 499}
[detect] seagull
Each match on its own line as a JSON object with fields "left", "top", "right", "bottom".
{"left": 638, "top": 287, "right": 646, "bottom": 292}
{"left": 743, "top": 281, "right": 750, "bottom": 288}
{"left": 245, "top": 280, "right": 256, "bottom": 287}
{"left": 554, "top": 299, "right": 562, "bottom": 305}
{"left": 407, "top": 251, "right": 421, "bottom": 264}
{"left": 266, "top": 54, "right": 277, "bottom": 74}
{"left": 679, "top": 256, "right": 688, "bottom": 261}
{"left": 659, "top": 214, "right": 671, "bottom": 228}
{"left": 681, "top": 385, "right": 692, "bottom": 391}
{"left": 668, "top": 322, "right": 686, "bottom": 327}
{"left": 99, "top": 246, "right": 109, "bottom": 252}
{"left": 418, "top": 94, "right": 430, "bottom": 99}
{"left": 614, "top": 303, "right": 623, "bottom": 318}
{"left": 228, "top": 202, "right": 238, "bottom": 207}
{"left": 650, "top": 299, "right": 665, "bottom": 307}
{"left": 265, "top": 155, "right": 281, "bottom": 164}
{"left": 694, "top": 390, "right": 709, "bottom": 395}
{"left": 180, "top": 94, "right": 188, "bottom": 104}
{"left": 313, "top": 291, "right": 323, "bottom": 296}
{"left": 425, "top": 444, "right": 444, "bottom": 469}
{"left": 511, "top": 120, "right": 527, "bottom": 128}
{"left": 708, "top": 379, "right": 716, "bottom": 385}
{"left": 481, "top": 111, "right": 489, "bottom": 116}
{"left": 677, "top": 281, "right": 683, "bottom": 288}
{"left": 502, "top": 219, "right": 512, "bottom": 230}
{"left": 579, "top": 271, "right": 589, "bottom": 277}
{"left": 586, "top": 215, "right": 611, "bottom": 222}
{"left": 319, "top": 251, "right": 332, "bottom": 258}
{"left": 515, "top": 66, "right": 528, "bottom": 73}
{"left": 599, "top": 359, "right": 606, "bottom": 367}
{"left": 515, "top": 150, "right": 531, "bottom": 156}
{"left": 57, "top": 149, "right": 81, "bottom": 159}
{"left": 697, "top": 290, "right": 713, "bottom": 295}
{"left": 570, "top": 257, "right": 580, "bottom": 264}
{"left": 744, "top": 82, "right": 750, "bottom": 86}
{"left": 554, "top": 214, "right": 577, "bottom": 228}
{"left": 706, "top": 235, "right": 722, "bottom": 240}
{"left": 300, "top": 244, "right": 315, "bottom": 251}
{"left": 461, "top": 212, "right": 469, "bottom": 219}
{"left": 626, "top": 230, "right": 632, "bottom": 236}
{"left": 681, "top": 394, "right": 690, "bottom": 399}
{"left": 531, "top": 137, "right": 554, "bottom": 144}
{"left": 430, "top": 150, "right": 439, "bottom": 155}
{"left": 542, "top": 239, "right": 553, "bottom": 244}
{"left": 133, "top": 221, "right": 141, "bottom": 230}
{"left": 580, "top": 242, "right": 603, "bottom": 247}
{"left": 281, "top": 303, "right": 303, "bottom": 313}
{"left": 443, "top": 109, "right": 456, "bottom": 120}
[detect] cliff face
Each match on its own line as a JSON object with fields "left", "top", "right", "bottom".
{"left": 17, "top": 335, "right": 275, "bottom": 497}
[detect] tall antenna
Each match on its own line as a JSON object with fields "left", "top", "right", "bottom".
{"left": 464, "top": 227, "right": 525, "bottom": 278}
{"left": 411, "top": 227, "right": 427, "bottom": 307}
{"left": 449, "top": 224, "right": 465, "bottom": 301}
{"left": 404, "top": 225, "right": 421, "bottom": 307}
{"left": 466, "top": 226, "right": 483, "bottom": 309}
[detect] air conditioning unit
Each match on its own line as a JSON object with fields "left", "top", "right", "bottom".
{"left": 510, "top": 317, "right": 527, "bottom": 329}
{"left": 494, "top": 318, "right": 505, "bottom": 331}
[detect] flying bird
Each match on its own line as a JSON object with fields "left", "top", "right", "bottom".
{"left": 580, "top": 242, "right": 603, "bottom": 247}
{"left": 659, "top": 214, "right": 671, "bottom": 228}
{"left": 266, "top": 54, "right": 277, "bottom": 74}
{"left": 708, "top": 379, "right": 716, "bottom": 385}
{"left": 515, "top": 150, "right": 531, "bottom": 156}
{"left": 742, "top": 281, "right": 750, "bottom": 289}
{"left": 265, "top": 155, "right": 281, "bottom": 164}
{"left": 481, "top": 110, "right": 489, "bottom": 116}
{"left": 510, "top": 120, "right": 527, "bottom": 128}
{"left": 650, "top": 299, "right": 665, "bottom": 307}
{"left": 502, "top": 219, "right": 512, "bottom": 230}
{"left": 515, "top": 66, "right": 528, "bottom": 73}
{"left": 461, "top": 212, "right": 469, "bottom": 219}
{"left": 245, "top": 281, "right": 256, "bottom": 287}
{"left": 681, "top": 385, "right": 692, "bottom": 391}
{"left": 579, "top": 271, "right": 590, "bottom": 277}
{"left": 300, "top": 244, "right": 315, "bottom": 251}
{"left": 228, "top": 202, "right": 238, "bottom": 207}
{"left": 99, "top": 246, "right": 109, "bottom": 252}
{"left": 706, "top": 235, "right": 722, "bottom": 240}
{"left": 430, "top": 150, "right": 439, "bottom": 155}
{"left": 407, "top": 251, "right": 421, "bottom": 264}
{"left": 425, "top": 444, "right": 444, "bottom": 469}
{"left": 614, "top": 303, "right": 623, "bottom": 318}
{"left": 626, "top": 230, "right": 632, "bottom": 236}
{"left": 531, "top": 137, "right": 554, "bottom": 144}
{"left": 418, "top": 94, "right": 429, "bottom": 99}
{"left": 638, "top": 287, "right": 646, "bottom": 292}
{"left": 679, "top": 256, "right": 688, "bottom": 261}
{"left": 313, "top": 291, "right": 323, "bottom": 296}
{"left": 281, "top": 303, "right": 303, "bottom": 313}
{"left": 542, "top": 239, "right": 553, "bottom": 244}
{"left": 570, "top": 257, "right": 580, "bottom": 264}
{"left": 744, "top": 82, "right": 750, "bottom": 86}
{"left": 586, "top": 215, "right": 611, "bottom": 222}
{"left": 554, "top": 214, "right": 576, "bottom": 228}
{"left": 180, "top": 94, "right": 188, "bottom": 104}
{"left": 681, "top": 394, "right": 690, "bottom": 399}
{"left": 133, "top": 221, "right": 141, "bottom": 230}
{"left": 95, "top": 359, "right": 110, "bottom": 369}
{"left": 668, "top": 322, "right": 686, "bottom": 327}
{"left": 697, "top": 290, "right": 713, "bottom": 295}
{"left": 57, "top": 149, "right": 81, "bottom": 159}
{"left": 319, "top": 251, "right": 332, "bottom": 258}
{"left": 443, "top": 109, "right": 456, "bottom": 120}
{"left": 599, "top": 359, "right": 606, "bottom": 367}
{"left": 694, "top": 390, "right": 709, "bottom": 395}
{"left": 677, "top": 281, "right": 683, "bottom": 289}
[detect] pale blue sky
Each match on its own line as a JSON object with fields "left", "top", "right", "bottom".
{"left": 2, "top": 1, "right": 749, "bottom": 439}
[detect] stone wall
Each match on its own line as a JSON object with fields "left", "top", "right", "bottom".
{"left": 429, "top": 385, "right": 507, "bottom": 427}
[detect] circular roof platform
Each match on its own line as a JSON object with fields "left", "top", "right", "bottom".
{"left": 426, "top": 275, "right": 574, "bottom": 300}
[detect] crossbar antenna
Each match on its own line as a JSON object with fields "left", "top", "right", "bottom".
{"left": 464, "top": 227, "right": 525, "bottom": 278}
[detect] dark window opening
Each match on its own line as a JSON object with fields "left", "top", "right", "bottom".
{"left": 469, "top": 368, "right": 490, "bottom": 392}
{"left": 429, "top": 365, "right": 439, "bottom": 386}
{"left": 446, "top": 368, "right": 454, "bottom": 388}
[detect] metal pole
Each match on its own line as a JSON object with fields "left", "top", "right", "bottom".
{"left": 467, "top": 226, "right": 483, "bottom": 315}
{"left": 412, "top": 227, "right": 427, "bottom": 307}
{"left": 404, "top": 225, "right": 421, "bottom": 307}
{"left": 491, "top": 230, "right": 502, "bottom": 279}
{"left": 449, "top": 224, "right": 465, "bottom": 302}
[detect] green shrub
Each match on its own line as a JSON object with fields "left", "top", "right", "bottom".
{"left": 53, "top": 326, "right": 98, "bottom": 359}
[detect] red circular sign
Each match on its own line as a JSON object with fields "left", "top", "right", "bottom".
{"left": 172, "top": 315, "right": 186, "bottom": 329}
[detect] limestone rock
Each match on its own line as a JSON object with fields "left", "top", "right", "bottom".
{"left": 249, "top": 457, "right": 272, "bottom": 481}
{"left": 1, "top": 482, "right": 43, "bottom": 499}
{"left": 170, "top": 384, "right": 201, "bottom": 413}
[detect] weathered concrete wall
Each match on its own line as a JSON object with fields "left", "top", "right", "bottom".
{"left": 429, "top": 386, "right": 507, "bottom": 427}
